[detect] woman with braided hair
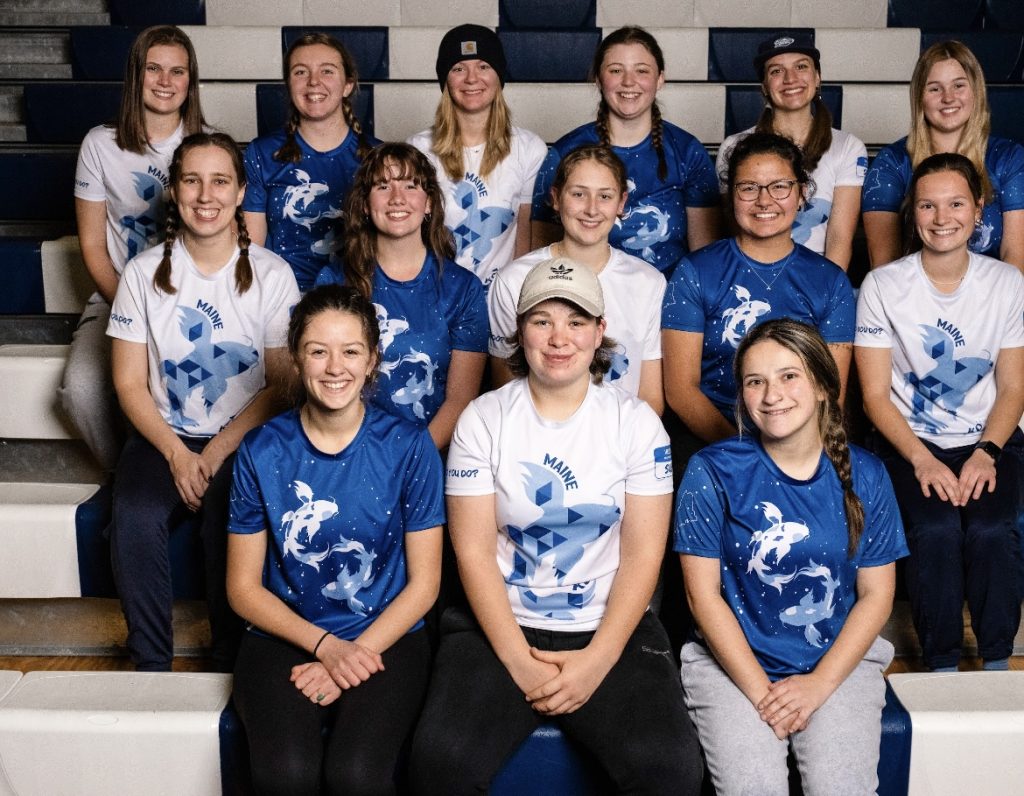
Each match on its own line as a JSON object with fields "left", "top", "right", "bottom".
{"left": 676, "top": 319, "right": 907, "bottom": 794}
{"left": 243, "top": 33, "right": 378, "bottom": 291}
{"left": 530, "top": 26, "right": 721, "bottom": 277}
{"left": 107, "top": 132, "right": 300, "bottom": 671}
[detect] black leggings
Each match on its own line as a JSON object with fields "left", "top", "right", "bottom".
{"left": 232, "top": 629, "right": 430, "bottom": 796}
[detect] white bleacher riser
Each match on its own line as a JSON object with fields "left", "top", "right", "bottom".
{"left": 0, "top": 482, "right": 99, "bottom": 598}
{"left": 840, "top": 84, "right": 911, "bottom": 148}
{"left": 181, "top": 26, "right": 281, "bottom": 81}
{"left": 399, "top": 0, "right": 497, "bottom": 27}
{"left": 0, "top": 673, "right": 21, "bottom": 703}
{"left": 818, "top": 29, "right": 921, "bottom": 83}
{"left": 0, "top": 672, "right": 231, "bottom": 796}
{"left": 389, "top": 27, "right": 449, "bottom": 81}
{"left": 205, "top": 0, "right": 303, "bottom": 26}
{"left": 793, "top": 0, "right": 888, "bottom": 28}
{"left": 304, "top": 0, "right": 401, "bottom": 26}
{"left": 660, "top": 84, "right": 726, "bottom": 145}
{"left": 695, "top": 0, "right": 793, "bottom": 27}
{"left": 598, "top": 0, "right": 696, "bottom": 28}
{"left": 41, "top": 236, "right": 94, "bottom": 314}
{"left": 641, "top": 29, "right": 710, "bottom": 81}
{"left": 503, "top": 83, "right": 603, "bottom": 145}
{"left": 374, "top": 82, "right": 451, "bottom": 142}
{"left": 888, "top": 672, "right": 1024, "bottom": 796}
{"left": 200, "top": 82, "right": 258, "bottom": 143}
{"left": 0, "top": 344, "right": 76, "bottom": 440}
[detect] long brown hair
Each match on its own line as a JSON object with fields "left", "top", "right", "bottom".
{"left": 274, "top": 33, "right": 372, "bottom": 164}
{"left": 590, "top": 26, "right": 668, "bottom": 181}
{"left": 340, "top": 143, "right": 455, "bottom": 299}
{"left": 754, "top": 54, "right": 833, "bottom": 174}
{"left": 734, "top": 319, "right": 864, "bottom": 557}
{"left": 907, "top": 40, "right": 992, "bottom": 201}
{"left": 154, "top": 132, "right": 253, "bottom": 296}
{"left": 116, "top": 25, "right": 206, "bottom": 154}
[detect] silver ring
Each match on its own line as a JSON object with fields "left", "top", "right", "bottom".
{"left": 315, "top": 692, "right": 325, "bottom": 703}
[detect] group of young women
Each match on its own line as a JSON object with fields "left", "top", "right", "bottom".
{"left": 67, "top": 18, "right": 1021, "bottom": 795}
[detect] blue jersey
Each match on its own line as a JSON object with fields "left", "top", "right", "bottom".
{"left": 228, "top": 407, "right": 445, "bottom": 640}
{"left": 316, "top": 253, "right": 489, "bottom": 427}
{"left": 675, "top": 436, "right": 907, "bottom": 678}
{"left": 531, "top": 121, "right": 719, "bottom": 276}
{"left": 862, "top": 135, "right": 1024, "bottom": 259}
{"left": 243, "top": 128, "right": 378, "bottom": 292}
{"left": 661, "top": 238, "right": 854, "bottom": 417}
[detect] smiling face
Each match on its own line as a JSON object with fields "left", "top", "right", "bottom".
{"left": 921, "top": 58, "right": 975, "bottom": 140}
{"left": 142, "top": 44, "right": 190, "bottom": 118}
{"left": 740, "top": 339, "right": 824, "bottom": 447}
{"left": 762, "top": 51, "right": 819, "bottom": 113}
{"left": 287, "top": 43, "right": 354, "bottom": 123}
{"left": 732, "top": 152, "right": 802, "bottom": 244}
{"left": 596, "top": 42, "right": 665, "bottom": 122}
{"left": 366, "top": 160, "right": 432, "bottom": 242}
{"left": 445, "top": 58, "right": 499, "bottom": 115}
{"left": 551, "top": 159, "right": 627, "bottom": 248}
{"left": 296, "top": 308, "right": 376, "bottom": 417}
{"left": 913, "top": 169, "right": 982, "bottom": 256}
{"left": 520, "top": 299, "right": 605, "bottom": 390}
{"left": 173, "top": 144, "right": 245, "bottom": 243}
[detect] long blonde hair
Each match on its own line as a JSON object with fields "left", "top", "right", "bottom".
{"left": 907, "top": 40, "right": 992, "bottom": 201}
{"left": 431, "top": 84, "right": 512, "bottom": 182}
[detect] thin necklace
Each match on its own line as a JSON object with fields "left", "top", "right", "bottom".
{"left": 922, "top": 259, "right": 968, "bottom": 286}
{"left": 737, "top": 243, "right": 797, "bottom": 291}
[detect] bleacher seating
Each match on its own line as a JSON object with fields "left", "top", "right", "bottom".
{"left": 69, "top": 26, "right": 140, "bottom": 80}
{"left": 499, "top": 0, "right": 596, "bottom": 30}
{"left": 108, "top": 0, "right": 206, "bottom": 27}
{"left": 281, "top": 26, "right": 391, "bottom": 80}
{"left": 888, "top": 0, "right": 984, "bottom": 30}
{"left": 921, "top": 30, "right": 1024, "bottom": 82}
{"left": 23, "top": 82, "right": 121, "bottom": 144}
{"left": 0, "top": 151, "right": 77, "bottom": 229}
{"left": 499, "top": 30, "right": 602, "bottom": 82}
{"left": 985, "top": 0, "right": 1024, "bottom": 30}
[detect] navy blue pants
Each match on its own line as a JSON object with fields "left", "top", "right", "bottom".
{"left": 874, "top": 431, "right": 1022, "bottom": 669}
{"left": 409, "top": 608, "right": 703, "bottom": 795}
{"left": 110, "top": 432, "right": 243, "bottom": 671}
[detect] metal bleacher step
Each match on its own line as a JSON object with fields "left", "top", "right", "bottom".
{"left": 0, "top": 0, "right": 108, "bottom": 27}
{"left": 0, "top": 85, "right": 22, "bottom": 125}
{"left": 0, "top": 28, "right": 72, "bottom": 80}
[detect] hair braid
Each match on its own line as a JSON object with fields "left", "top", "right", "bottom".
{"left": 650, "top": 101, "right": 668, "bottom": 181}
{"left": 822, "top": 400, "right": 864, "bottom": 557}
{"left": 153, "top": 205, "right": 180, "bottom": 295}
{"left": 595, "top": 98, "right": 612, "bottom": 147}
{"left": 234, "top": 207, "right": 253, "bottom": 295}
{"left": 273, "top": 109, "right": 303, "bottom": 163}
{"left": 342, "top": 96, "right": 372, "bottom": 160}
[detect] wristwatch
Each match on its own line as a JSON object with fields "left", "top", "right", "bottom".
{"left": 974, "top": 440, "right": 1001, "bottom": 463}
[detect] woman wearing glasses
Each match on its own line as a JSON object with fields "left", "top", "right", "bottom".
{"left": 662, "top": 133, "right": 855, "bottom": 460}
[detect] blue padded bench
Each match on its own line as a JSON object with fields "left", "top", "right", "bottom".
{"left": 282, "top": 27, "right": 389, "bottom": 81}
{"left": 0, "top": 238, "right": 44, "bottom": 314}
{"left": 920, "top": 31, "right": 1024, "bottom": 82}
{"left": 499, "top": 0, "right": 596, "bottom": 30}
{"left": 218, "top": 680, "right": 910, "bottom": 794}
{"left": 888, "top": 0, "right": 984, "bottom": 29}
{"left": 23, "top": 83, "right": 122, "bottom": 145}
{"left": 709, "top": 28, "right": 815, "bottom": 83}
{"left": 498, "top": 30, "right": 601, "bottom": 82}
{"left": 70, "top": 26, "right": 143, "bottom": 80}
{"left": 725, "top": 85, "right": 843, "bottom": 138}
{"left": 255, "top": 83, "right": 375, "bottom": 140}
{"left": 0, "top": 151, "right": 77, "bottom": 224}
{"left": 988, "top": 86, "right": 1024, "bottom": 145}
{"left": 108, "top": 0, "right": 205, "bottom": 26}
{"left": 985, "top": 0, "right": 1024, "bottom": 30}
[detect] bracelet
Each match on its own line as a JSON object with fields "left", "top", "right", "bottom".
{"left": 312, "top": 630, "right": 331, "bottom": 658}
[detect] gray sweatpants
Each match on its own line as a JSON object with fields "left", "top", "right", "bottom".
{"left": 680, "top": 635, "right": 893, "bottom": 796}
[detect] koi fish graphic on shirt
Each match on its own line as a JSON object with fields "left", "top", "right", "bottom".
{"left": 747, "top": 501, "right": 810, "bottom": 592}
{"left": 778, "top": 561, "right": 839, "bottom": 648}
{"left": 283, "top": 168, "right": 343, "bottom": 256}
{"left": 722, "top": 285, "right": 770, "bottom": 349}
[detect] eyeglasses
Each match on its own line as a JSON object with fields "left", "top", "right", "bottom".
{"left": 734, "top": 180, "right": 799, "bottom": 201}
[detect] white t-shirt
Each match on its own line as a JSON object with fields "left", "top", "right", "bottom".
{"left": 488, "top": 245, "right": 665, "bottom": 397}
{"left": 408, "top": 126, "right": 547, "bottom": 289}
{"left": 856, "top": 251, "right": 1024, "bottom": 447}
{"left": 107, "top": 240, "right": 300, "bottom": 437}
{"left": 716, "top": 127, "right": 867, "bottom": 257}
{"left": 446, "top": 379, "right": 673, "bottom": 631}
{"left": 74, "top": 122, "right": 185, "bottom": 273}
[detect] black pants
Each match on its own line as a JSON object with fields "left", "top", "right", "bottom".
{"left": 409, "top": 608, "right": 703, "bottom": 795}
{"left": 232, "top": 629, "right": 431, "bottom": 796}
